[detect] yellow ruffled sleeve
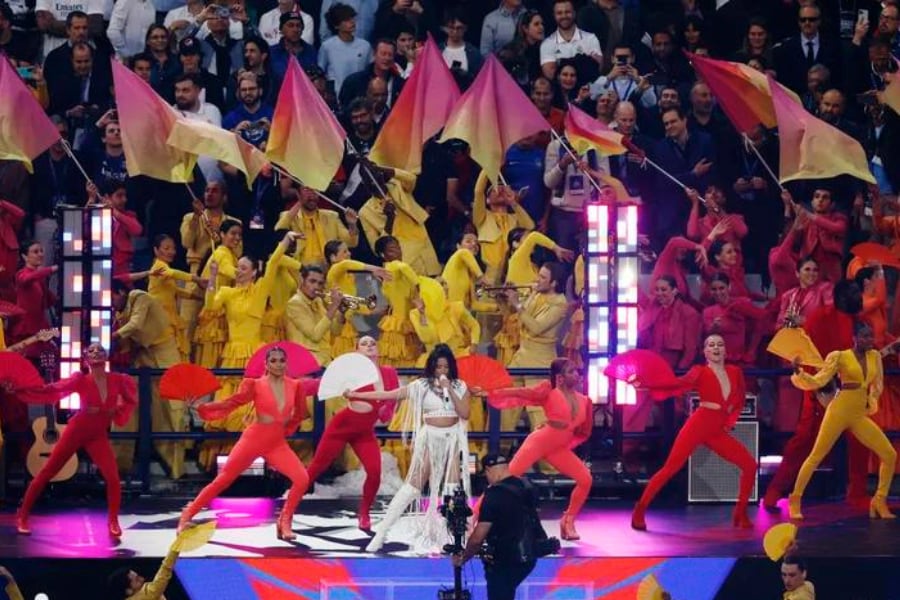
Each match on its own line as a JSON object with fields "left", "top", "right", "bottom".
{"left": 791, "top": 351, "right": 842, "bottom": 391}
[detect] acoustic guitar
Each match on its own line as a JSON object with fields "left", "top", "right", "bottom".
{"left": 26, "top": 338, "right": 78, "bottom": 482}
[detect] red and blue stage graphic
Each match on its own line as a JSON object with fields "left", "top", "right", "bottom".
{"left": 175, "top": 556, "right": 736, "bottom": 599}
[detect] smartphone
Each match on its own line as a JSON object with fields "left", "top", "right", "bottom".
{"left": 616, "top": 55, "right": 627, "bottom": 65}
{"left": 16, "top": 66, "right": 34, "bottom": 79}
{"left": 213, "top": 5, "right": 230, "bottom": 18}
{"left": 451, "top": 60, "right": 462, "bottom": 70}
{"left": 858, "top": 8, "right": 869, "bottom": 25}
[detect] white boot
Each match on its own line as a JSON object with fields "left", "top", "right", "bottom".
{"left": 366, "top": 483, "right": 418, "bottom": 553}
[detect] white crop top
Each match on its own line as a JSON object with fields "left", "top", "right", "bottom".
{"left": 401, "top": 378, "right": 469, "bottom": 442}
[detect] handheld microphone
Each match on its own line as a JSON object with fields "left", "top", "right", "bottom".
{"left": 440, "top": 374, "right": 451, "bottom": 403}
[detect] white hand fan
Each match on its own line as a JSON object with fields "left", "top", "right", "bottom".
{"left": 317, "top": 352, "right": 383, "bottom": 400}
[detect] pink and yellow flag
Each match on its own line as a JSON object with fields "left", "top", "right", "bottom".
{"left": 769, "top": 75, "right": 875, "bottom": 184}
{"left": 167, "top": 119, "right": 268, "bottom": 186}
{"left": 564, "top": 104, "right": 626, "bottom": 156}
{"left": 111, "top": 60, "right": 196, "bottom": 182}
{"left": 688, "top": 52, "right": 800, "bottom": 133}
{"left": 0, "top": 57, "right": 60, "bottom": 171}
{"left": 370, "top": 35, "right": 460, "bottom": 173}
{"left": 267, "top": 56, "right": 347, "bottom": 191}
{"left": 439, "top": 55, "right": 548, "bottom": 182}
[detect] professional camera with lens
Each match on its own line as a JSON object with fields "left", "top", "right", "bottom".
{"left": 438, "top": 485, "right": 472, "bottom": 600}
{"left": 440, "top": 486, "right": 471, "bottom": 552}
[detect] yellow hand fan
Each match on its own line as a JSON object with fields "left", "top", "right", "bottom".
{"left": 636, "top": 573, "right": 667, "bottom": 600}
{"left": 171, "top": 521, "right": 217, "bottom": 553}
{"left": 763, "top": 522, "right": 798, "bottom": 562}
{"left": 767, "top": 328, "right": 825, "bottom": 368}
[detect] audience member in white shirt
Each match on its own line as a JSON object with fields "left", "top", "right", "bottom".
{"left": 539, "top": 0, "right": 602, "bottom": 79}
{"left": 107, "top": 0, "right": 156, "bottom": 60}
{"left": 34, "top": 0, "right": 103, "bottom": 60}
{"left": 173, "top": 72, "right": 223, "bottom": 182}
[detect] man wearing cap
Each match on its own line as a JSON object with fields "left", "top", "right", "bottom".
{"left": 452, "top": 454, "right": 540, "bottom": 600}
{"left": 269, "top": 11, "right": 318, "bottom": 85}
{"left": 178, "top": 36, "right": 224, "bottom": 109}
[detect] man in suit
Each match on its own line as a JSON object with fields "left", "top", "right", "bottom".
{"left": 775, "top": 4, "right": 841, "bottom": 94}
{"left": 47, "top": 42, "right": 112, "bottom": 149}
{"left": 649, "top": 106, "right": 715, "bottom": 250}
{"left": 112, "top": 283, "right": 185, "bottom": 479}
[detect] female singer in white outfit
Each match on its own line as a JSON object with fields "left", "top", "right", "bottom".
{"left": 346, "top": 343, "right": 471, "bottom": 553}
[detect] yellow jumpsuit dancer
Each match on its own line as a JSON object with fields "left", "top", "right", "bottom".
{"left": 199, "top": 233, "right": 294, "bottom": 469}
{"left": 261, "top": 253, "right": 303, "bottom": 344}
{"left": 193, "top": 220, "right": 242, "bottom": 368}
{"left": 374, "top": 235, "right": 421, "bottom": 367}
{"left": 788, "top": 321, "right": 897, "bottom": 520}
{"left": 147, "top": 234, "right": 198, "bottom": 362}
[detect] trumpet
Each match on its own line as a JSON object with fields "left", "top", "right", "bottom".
{"left": 316, "top": 290, "right": 378, "bottom": 310}
{"left": 475, "top": 283, "right": 533, "bottom": 300}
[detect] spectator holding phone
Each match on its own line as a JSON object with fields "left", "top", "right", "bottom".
{"left": 590, "top": 44, "right": 655, "bottom": 109}
{"left": 223, "top": 72, "right": 274, "bottom": 149}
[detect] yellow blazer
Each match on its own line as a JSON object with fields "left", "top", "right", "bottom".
{"left": 285, "top": 291, "right": 340, "bottom": 366}
{"left": 359, "top": 169, "right": 440, "bottom": 276}
{"left": 179, "top": 210, "right": 242, "bottom": 274}
{"left": 274, "top": 207, "right": 358, "bottom": 264}
{"left": 117, "top": 290, "right": 173, "bottom": 348}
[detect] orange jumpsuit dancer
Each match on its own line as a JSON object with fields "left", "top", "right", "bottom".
{"left": 487, "top": 358, "right": 593, "bottom": 540}
{"left": 178, "top": 347, "right": 312, "bottom": 540}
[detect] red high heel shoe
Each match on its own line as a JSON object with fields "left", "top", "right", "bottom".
{"left": 276, "top": 517, "right": 296, "bottom": 541}
{"left": 108, "top": 519, "right": 123, "bottom": 539}
{"left": 630, "top": 504, "right": 647, "bottom": 531}
{"left": 16, "top": 512, "right": 30, "bottom": 536}
{"left": 559, "top": 512, "right": 580, "bottom": 541}
{"left": 358, "top": 508, "right": 371, "bottom": 531}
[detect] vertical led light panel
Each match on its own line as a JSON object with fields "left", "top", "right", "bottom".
{"left": 585, "top": 203, "right": 639, "bottom": 405}
{"left": 58, "top": 207, "right": 113, "bottom": 409}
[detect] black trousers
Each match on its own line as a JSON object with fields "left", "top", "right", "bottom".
{"left": 484, "top": 560, "right": 537, "bottom": 600}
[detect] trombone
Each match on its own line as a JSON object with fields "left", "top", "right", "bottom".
{"left": 475, "top": 283, "right": 533, "bottom": 300}
{"left": 316, "top": 290, "right": 378, "bottom": 311}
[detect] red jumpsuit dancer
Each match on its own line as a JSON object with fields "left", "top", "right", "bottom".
{"left": 487, "top": 358, "right": 593, "bottom": 540}
{"left": 178, "top": 347, "right": 311, "bottom": 541}
{"left": 630, "top": 334, "right": 758, "bottom": 531}
{"left": 304, "top": 336, "right": 398, "bottom": 530}
{"left": 762, "top": 279, "right": 870, "bottom": 509}
{"left": 16, "top": 343, "right": 136, "bottom": 538}
{"left": 780, "top": 188, "right": 847, "bottom": 285}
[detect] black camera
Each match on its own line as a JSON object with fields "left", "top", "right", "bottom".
{"left": 439, "top": 485, "right": 471, "bottom": 553}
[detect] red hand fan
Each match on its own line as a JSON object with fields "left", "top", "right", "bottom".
{"left": 159, "top": 363, "right": 220, "bottom": 401}
{"left": 457, "top": 355, "right": 513, "bottom": 393}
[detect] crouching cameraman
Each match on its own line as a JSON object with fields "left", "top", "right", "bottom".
{"left": 452, "top": 454, "right": 559, "bottom": 600}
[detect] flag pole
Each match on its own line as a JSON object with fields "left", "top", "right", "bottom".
{"left": 269, "top": 163, "right": 349, "bottom": 212}
{"left": 742, "top": 132, "right": 785, "bottom": 192}
{"left": 345, "top": 139, "right": 391, "bottom": 199}
{"left": 183, "top": 183, "right": 219, "bottom": 250}
{"left": 549, "top": 129, "right": 604, "bottom": 193}
{"left": 60, "top": 138, "right": 94, "bottom": 185}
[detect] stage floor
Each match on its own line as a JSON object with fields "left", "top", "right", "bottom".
{"left": 2, "top": 496, "right": 899, "bottom": 560}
